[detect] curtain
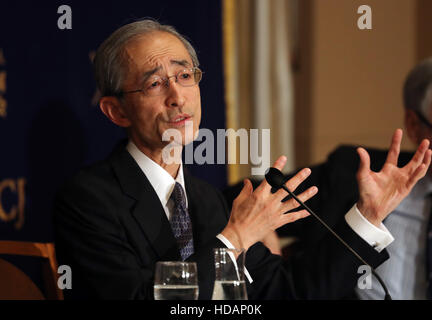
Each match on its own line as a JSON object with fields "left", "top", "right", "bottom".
{"left": 223, "top": 0, "right": 298, "bottom": 184}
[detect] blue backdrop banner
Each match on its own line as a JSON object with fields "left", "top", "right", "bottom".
{"left": 0, "top": 0, "right": 227, "bottom": 243}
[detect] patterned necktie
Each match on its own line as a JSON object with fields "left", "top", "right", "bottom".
{"left": 169, "top": 182, "right": 194, "bottom": 260}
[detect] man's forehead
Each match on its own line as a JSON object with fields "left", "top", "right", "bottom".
{"left": 124, "top": 32, "right": 193, "bottom": 67}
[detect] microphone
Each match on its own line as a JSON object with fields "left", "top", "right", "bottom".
{"left": 265, "top": 167, "right": 392, "bottom": 300}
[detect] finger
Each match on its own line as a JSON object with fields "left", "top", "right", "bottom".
{"left": 256, "top": 155, "right": 287, "bottom": 193}
{"left": 234, "top": 179, "right": 253, "bottom": 205}
{"left": 272, "top": 155, "right": 288, "bottom": 171}
{"left": 273, "top": 168, "right": 312, "bottom": 201}
{"left": 403, "top": 138, "right": 430, "bottom": 174}
{"left": 356, "top": 147, "right": 371, "bottom": 178}
{"left": 385, "top": 129, "right": 402, "bottom": 166}
{"left": 407, "top": 149, "right": 432, "bottom": 189}
{"left": 276, "top": 209, "right": 310, "bottom": 228}
{"left": 407, "top": 164, "right": 427, "bottom": 190}
{"left": 280, "top": 186, "right": 318, "bottom": 213}
{"left": 285, "top": 168, "right": 312, "bottom": 193}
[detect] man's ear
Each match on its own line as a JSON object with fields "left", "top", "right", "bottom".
{"left": 404, "top": 109, "right": 422, "bottom": 145}
{"left": 99, "top": 96, "right": 131, "bottom": 127}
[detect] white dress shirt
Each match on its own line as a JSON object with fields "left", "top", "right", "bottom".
{"left": 126, "top": 140, "right": 187, "bottom": 221}
{"left": 345, "top": 205, "right": 394, "bottom": 253}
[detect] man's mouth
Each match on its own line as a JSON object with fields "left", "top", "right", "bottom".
{"left": 168, "top": 114, "right": 192, "bottom": 126}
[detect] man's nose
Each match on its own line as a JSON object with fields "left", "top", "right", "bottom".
{"left": 165, "top": 78, "right": 185, "bottom": 108}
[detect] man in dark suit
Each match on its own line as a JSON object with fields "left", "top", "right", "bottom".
{"left": 224, "top": 58, "right": 432, "bottom": 299}
{"left": 53, "top": 19, "right": 431, "bottom": 300}
{"left": 53, "top": 19, "right": 316, "bottom": 300}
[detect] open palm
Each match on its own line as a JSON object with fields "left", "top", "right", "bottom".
{"left": 356, "top": 129, "right": 431, "bottom": 226}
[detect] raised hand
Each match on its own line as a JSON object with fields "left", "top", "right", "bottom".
{"left": 356, "top": 129, "right": 432, "bottom": 227}
{"left": 221, "top": 156, "right": 318, "bottom": 251}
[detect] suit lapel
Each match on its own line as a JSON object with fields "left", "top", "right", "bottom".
{"left": 109, "top": 144, "right": 180, "bottom": 261}
{"left": 183, "top": 168, "right": 228, "bottom": 249}
{"left": 108, "top": 144, "right": 227, "bottom": 260}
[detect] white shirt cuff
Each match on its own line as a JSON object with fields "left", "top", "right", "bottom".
{"left": 216, "top": 234, "right": 253, "bottom": 283}
{"left": 344, "top": 204, "right": 394, "bottom": 252}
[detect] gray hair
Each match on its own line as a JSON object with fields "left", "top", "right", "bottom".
{"left": 93, "top": 19, "right": 200, "bottom": 97}
{"left": 403, "top": 57, "right": 432, "bottom": 116}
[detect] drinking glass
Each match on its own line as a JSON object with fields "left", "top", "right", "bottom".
{"left": 211, "top": 248, "right": 248, "bottom": 300}
{"left": 153, "top": 261, "right": 199, "bottom": 300}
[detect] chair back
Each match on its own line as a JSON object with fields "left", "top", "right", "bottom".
{"left": 0, "top": 241, "right": 64, "bottom": 300}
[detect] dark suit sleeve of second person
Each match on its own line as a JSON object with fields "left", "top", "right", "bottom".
{"left": 288, "top": 218, "right": 389, "bottom": 299}
{"left": 281, "top": 146, "right": 390, "bottom": 298}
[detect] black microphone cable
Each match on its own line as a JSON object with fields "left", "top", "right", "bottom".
{"left": 265, "top": 167, "right": 392, "bottom": 300}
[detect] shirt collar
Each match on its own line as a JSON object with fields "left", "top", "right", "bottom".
{"left": 126, "top": 140, "right": 187, "bottom": 208}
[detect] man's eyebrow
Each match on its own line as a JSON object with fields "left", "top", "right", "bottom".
{"left": 171, "top": 59, "right": 191, "bottom": 68}
{"left": 139, "top": 60, "right": 191, "bottom": 84}
{"left": 140, "top": 66, "right": 162, "bottom": 83}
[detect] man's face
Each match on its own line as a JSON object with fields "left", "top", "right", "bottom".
{"left": 119, "top": 31, "right": 201, "bottom": 151}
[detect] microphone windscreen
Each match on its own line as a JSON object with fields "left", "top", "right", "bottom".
{"left": 265, "top": 167, "right": 285, "bottom": 189}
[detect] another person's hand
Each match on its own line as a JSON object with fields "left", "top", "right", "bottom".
{"left": 221, "top": 156, "right": 318, "bottom": 251}
{"left": 356, "top": 128, "right": 432, "bottom": 226}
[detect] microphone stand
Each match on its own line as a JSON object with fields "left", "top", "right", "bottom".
{"left": 279, "top": 183, "right": 392, "bottom": 300}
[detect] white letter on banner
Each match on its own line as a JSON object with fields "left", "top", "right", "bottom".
{"left": 57, "top": 5, "right": 72, "bottom": 30}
